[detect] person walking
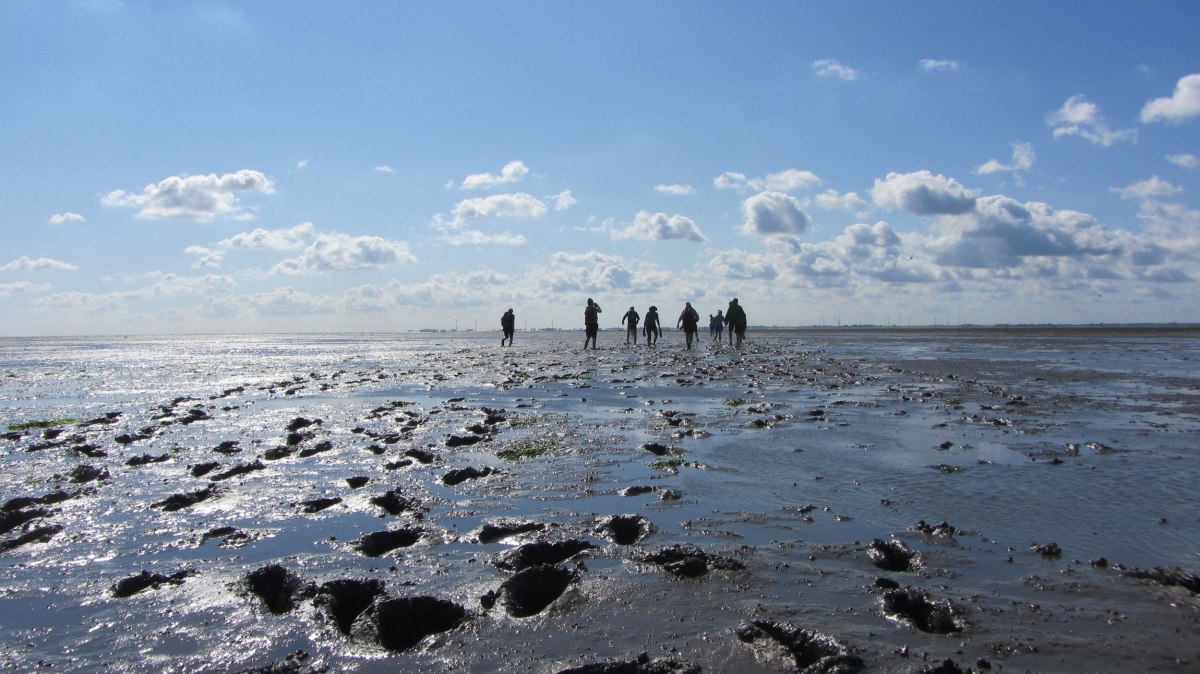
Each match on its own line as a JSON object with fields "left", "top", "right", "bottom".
{"left": 643, "top": 306, "right": 661, "bottom": 347}
{"left": 725, "top": 298, "right": 747, "bottom": 348}
{"left": 622, "top": 306, "right": 640, "bottom": 345}
{"left": 584, "top": 298, "right": 602, "bottom": 350}
{"left": 500, "top": 308, "right": 516, "bottom": 346}
{"left": 712, "top": 310, "right": 725, "bottom": 342}
{"left": 677, "top": 301, "right": 700, "bottom": 349}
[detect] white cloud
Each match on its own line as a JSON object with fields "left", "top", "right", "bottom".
{"left": 1140, "top": 73, "right": 1200, "bottom": 123}
{"left": 374, "top": 165, "right": 394, "bottom": 173}
{"left": 1111, "top": 176, "right": 1182, "bottom": 200}
{"left": 612, "top": 211, "right": 707, "bottom": 243}
{"left": 1047, "top": 95, "right": 1136, "bottom": 146}
{"left": 919, "top": 59, "right": 961, "bottom": 73}
{"left": 0, "top": 281, "right": 50, "bottom": 297}
{"left": 296, "top": 159, "right": 309, "bottom": 170}
{"left": 1167, "top": 153, "right": 1199, "bottom": 169}
{"left": 443, "top": 229, "right": 528, "bottom": 246}
{"left": 975, "top": 142, "right": 1036, "bottom": 175}
{"left": 872, "top": 170, "right": 978, "bottom": 215}
{"left": 711, "top": 249, "right": 777, "bottom": 280}
{"left": 48, "top": 212, "right": 85, "bottom": 225}
{"left": 765, "top": 222, "right": 933, "bottom": 286}
{"left": 714, "top": 169, "right": 821, "bottom": 193}
{"left": 242, "top": 287, "right": 336, "bottom": 315}
{"left": 461, "top": 160, "right": 530, "bottom": 189}
{"left": 219, "top": 223, "right": 317, "bottom": 250}
{"left": 740, "top": 191, "right": 813, "bottom": 236}
{"left": 812, "top": 59, "right": 860, "bottom": 81}
{"left": 101, "top": 169, "right": 275, "bottom": 221}
{"left": 550, "top": 190, "right": 576, "bottom": 211}
{"left": 814, "top": 189, "right": 866, "bottom": 211}
{"left": 655, "top": 184, "right": 696, "bottom": 196}
{"left": 451, "top": 192, "right": 548, "bottom": 225}
{"left": 271, "top": 233, "right": 416, "bottom": 274}
{"left": 1, "top": 256, "right": 79, "bottom": 272}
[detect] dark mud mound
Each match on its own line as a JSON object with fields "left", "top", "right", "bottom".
{"left": 600, "top": 515, "right": 652, "bottom": 545}
{"left": 0, "top": 524, "right": 63, "bottom": 554}
{"left": 242, "top": 564, "right": 314, "bottom": 614}
{"left": 210, "top": 459, "right": 266, "bottom": 482}
{"left": 369, "top": 489, "right": 420, "bottom": 516}
{"left": 3, "top": 489, "right": 78, "bottom": 512}
{"left": 0, "top": 508, "right": 48, "bottom": 535}
{"left": 494, "top": 539, "right": 595, "bottom": 571}
{"left": 640, "top": 442, "right": 671, "bottom": 456}
{"left": 880, "top": 587, "right": 964, "bottom": 634}
{"left": 916, "top": 660, "right": 971, "bottom": 674}
{"left": 484, "top": 564, "right": 577, "bottom": 618}
{"left": 735, "top": 620, "right": 864, "bottom": 673}
{"left": 636, "top": 544, "right": 745, "bottom": 578}
{"left": 1124, "top": 566, "right": 1200, "bottom": 594}
{"left": 355, "top": 596, "right": 467, "bottom": 652}
{"left": 68, "top": 464, "right": 108, "bottom": 483}
{"left": 235, "top": 649, "right": 328, "bottom": 674}
{"left": 442, "top": 466, "right": 494, "bottom": 485}
{"left": 867, "top": 539, "right": 920, "bottom": 572}
{"left": 315, "top": 578, "right": 386, "bottom": 635}
{"left": 557, "top": 652, "right": 701, "bottom": 673}
{"left": 111, "top": 569, "right": 195, "bottom": 598}
{"left": 297, "top": 497, "right": 342, "bottom": 513}
{"left": 152, "top": 486, "right": 217, "bottom": 511}
{"left": 476, "top": 519, "right": 545, "bottom": 543}
{"left": 355, "top": 527, "right": 423, "bottom": 557}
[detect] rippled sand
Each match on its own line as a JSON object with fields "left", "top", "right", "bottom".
{"left": 1, "top": 328, "right": 1197, "bottom": 673}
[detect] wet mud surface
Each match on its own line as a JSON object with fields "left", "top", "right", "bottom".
{"left": 1, "top": 327, "right": 1198, "bottom": 672}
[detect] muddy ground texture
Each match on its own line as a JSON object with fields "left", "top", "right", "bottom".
{"left": 1, "top": 328, "right": 1198, "bottom": 673}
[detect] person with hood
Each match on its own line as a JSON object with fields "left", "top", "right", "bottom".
{"left": 584, "top": 298, "right": 602, "bottom": 350}
{"left": 643, "top": 306, "right": 661, "bottom": 347}
{"left": 677, "top": 301, "right": 700, "bottom": 349}
{"left": 711, "top": 309, "right": 725, "bottom": 343}
{"left": 622, "top": 306, "right": 641, "bottom": 345}
{"left": 725, "top": 298, "right": 747, "bottom": 348}
{"left": 500, "top": 308, "right": 516, "bottom": 346}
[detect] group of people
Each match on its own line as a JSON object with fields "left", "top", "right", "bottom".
{"left": 500, "top": 298, "right": 747, "bottom": 350}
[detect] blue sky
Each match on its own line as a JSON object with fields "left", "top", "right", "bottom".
{"left": 2, "top": 1, "right": 1199, "bottom": 335}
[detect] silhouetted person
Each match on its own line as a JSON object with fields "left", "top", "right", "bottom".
{"left": 643, "top": 306, "right": 661, "bottom": 346}
{"left": 677, "top": 302, "right": 700, "bottom": 349}
{"left": 584, "top": 298, "right": 601, "bottom": 350}
{"left": 726, "top": 298, "right": 747, "bottom": 348}
{"left": 500, "top": 309, "right": 515, "bottom": 346}
{"left": 622, "top": 306, "right": 640, "bottom": 345}
{"left": 712, "top": 310, "right": 725, "bottom": 342}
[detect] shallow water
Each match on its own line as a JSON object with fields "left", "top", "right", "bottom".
{"left": 1, "top": 328, "right": 1197, "bottom": 673}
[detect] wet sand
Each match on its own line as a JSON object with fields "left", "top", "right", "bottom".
{"left": 1, "top": 327, "right": 1198, "bottom": 673}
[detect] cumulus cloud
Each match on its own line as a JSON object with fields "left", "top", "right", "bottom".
{"left": 711, "top": 249, "right": 777, "bottom": 280}
{"left": 740, "top": 191, "right": 813, "bottom": 236}
{"left": 271, "top": 233, "right": 416, "bottom": 274}
{"left": 1111, "top": 176, "right": 1182, "bottom": 200}
{"left": 872, "top": 170, "right": 978, "bottom": 215}
{"left": 461, "top": 160, "right": 530, "bottom": 189}
{"left": 451, "top": 192, "right": 548, "bottom": 225}
{"left": 48, "top": 212, "right": 85, "bottom": 225}
{"left": 612, "top": 211, "right": 707, "bottom": 243}
{"left": 550, "top": 190, "right": 576, "bottom": 211}
{"left": 975, "top": 142, "right": 1036, "bottom": 175}
{"left": 1167, "top": 153, "right": 1199, "bottom": 169}
{"left": 765, "top": 221, "right": 933, "bottom": 286}
{"left": 530, "top": 250, "right": 672, "bottom": 295}
{"left": 812, "top": 59, "right": 860, "bottom": 81}
{"left": 185, "top": 223, "right": 318, "bottom": 268}
{"left": 390, "top": 270, "right": 516, "bottom": 309}
{"left": 102, "top": 169, "right": 275, "bottom": 221}
{"left": 1048, "top": 95, "right": 1136, "bottom": 146}
{"left": 1140, "top": 73, "right": 1200, "bottom": 123}
{"left": 814, "top": 189, "right": 866, "bottom": 211}
{"left": 919, "top": 59, "right": 961, "bottom": 73}
{"left": 242, "top": 287, "right": 335, "bottom": 315}
{"left": 0, "top": 281, "right": 49, "bottom": 297}
{"left": 714, "top": 169, "right": 821, "bottom": 193}
{"left": 655, "top": 184, "right": 696, "bottom": 196}
{"left": 443, "top": 229, "right": 528, "bottom": 246}
{"left": 1, "top": 256, "right": 79, "bottom": 272}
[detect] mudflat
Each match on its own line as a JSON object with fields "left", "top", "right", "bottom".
{"left": 1, "top": 327, "right": 1197, "bottom": 673}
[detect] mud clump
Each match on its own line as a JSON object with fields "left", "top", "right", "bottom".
{"left": 600, "top": 514, "right": 652, "bottom": 545}
{"left": 1124, "top": 566, "right": 1200, "bottom": 594}
{"left": 234, "top": 649, "right": 327, "bottom": 674}
{"left": 636, "top": 544, "right": 745, "bottom": 578}
{"left": 68, "top": 464, "right": 108, "bottom": 483}
{"left": 867, "top": 538, "right": 921, "bottom": 572}
{"left": 735, "top": 620, "right": 864, "bottom": 673}
{"left": 355, "top": 527, "right": 423, "bottom": 557}
{"left": 315, "top": 578, "right": 386, "bottom": 635}
{"left": 370, "top": 490, "right": 419, "bottom": 516}
{"left": 355, "top": 596, "right": 467, "bottom": 652}
{"left": 297, "top": 497, "right": 342, "bottom": 513}
{"left": 242, "top": 564, "right": 314, "bottom": 613}
{"left": 494, "top": 539, "right": 595, "bottom": 571}
{"left": 0, "top": 508, "right": 49, "bottom": 535}
{"left": 442, "top": 466, "right": 494, "bottom": 486}
{"left": 111, "top": 569, "right": 195, "bottom": 598}
{"left": 880, "top": 587, "right": 964, "bottom": 634}
{"left": 640, "top": 442, "right": 671, "bottom": 456}
{"left": 476, "top": 519, "right": 545, "bottom": 543}
{"left": 483, "top": 564, "right": 577, "bottom": 618}
{"left": 152, "top": 486, "right": 217, "bottom": 511}
{"left": 0, "top": 525, "right": 64, "bottom": 553}
{"left": 1030, "top": 541, "right": 1062, "bottom": 559}
{"left": 210, "top": 459, "right": 266, "bottom": 482}
{"left": 556, "top": 652, "right": 701, "bottom": 673}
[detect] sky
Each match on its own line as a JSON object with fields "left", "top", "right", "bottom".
{"left": 2, "top": 1, "right": 1199, "bottom": 335}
